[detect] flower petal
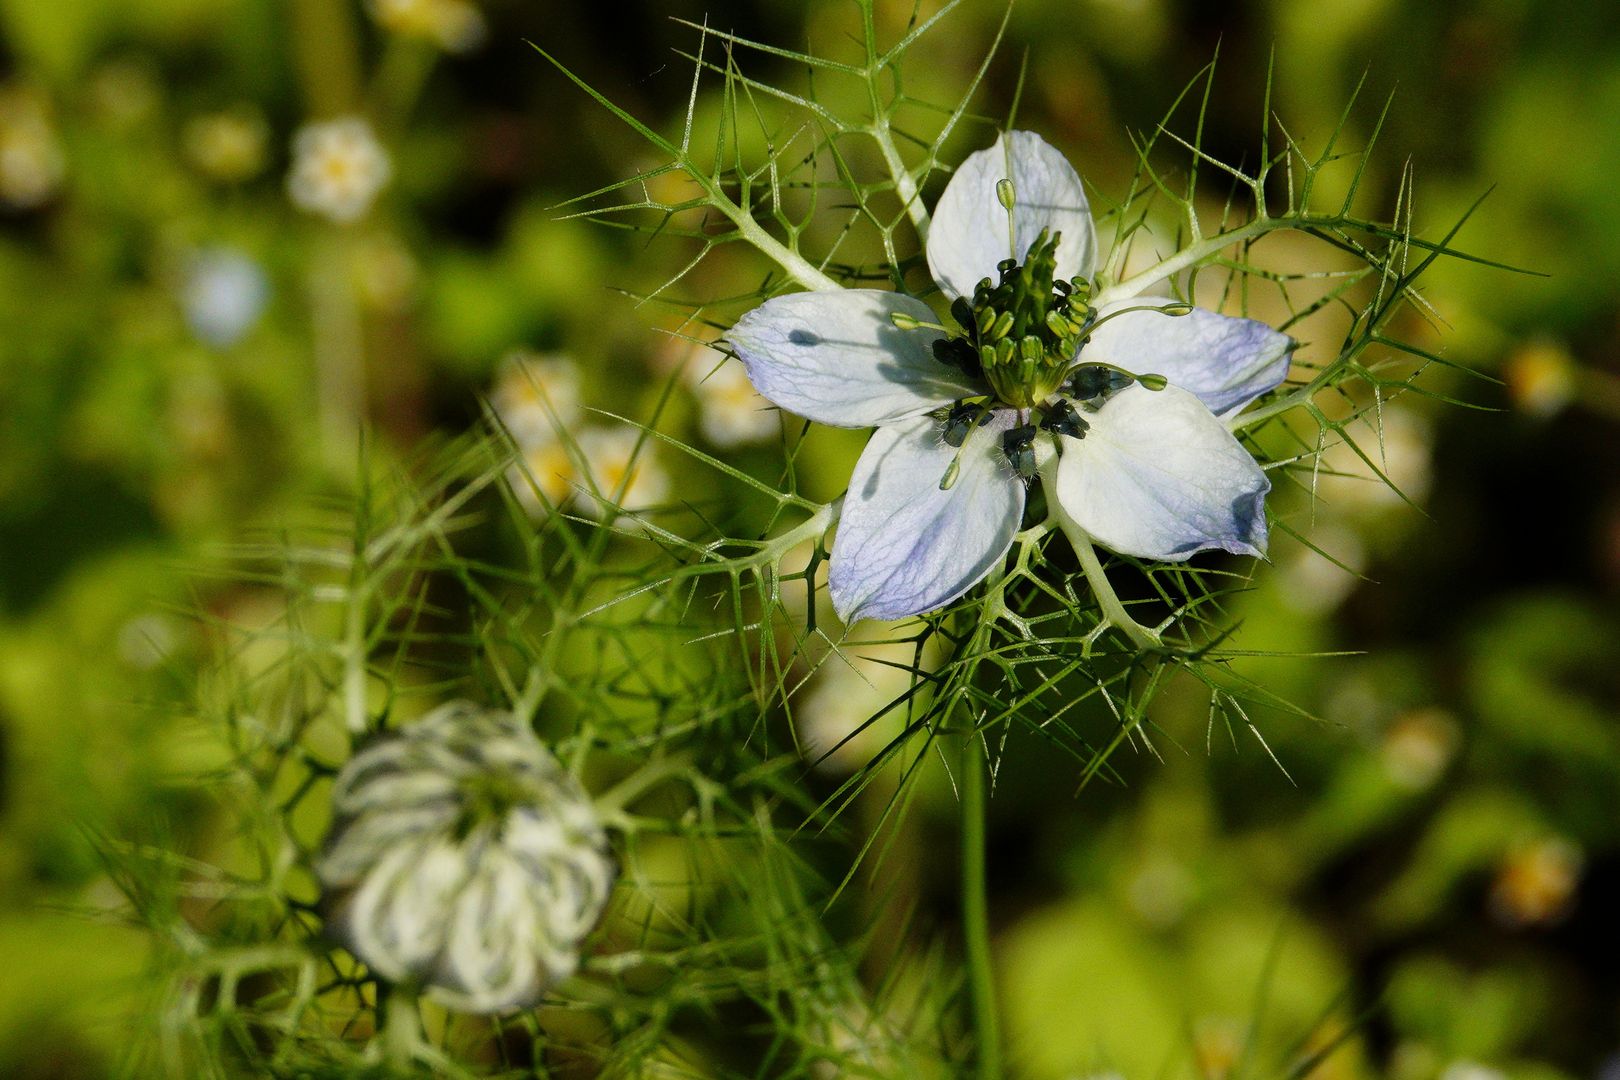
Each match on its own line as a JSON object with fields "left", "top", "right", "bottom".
{"left": 1081, "top": 301, "right": 1293, "bottom": 417}
{"left": 830, "top": 412, "right": 1023, "bottom": 623}
{"left": 727, "top": 290, "right": 980, "bottom": 428}
{"left": 927, "top": 130, "right": 1097, "bottom": 299}
{"left": 1053, "top": 385, "right": 1269, "bottom": 561}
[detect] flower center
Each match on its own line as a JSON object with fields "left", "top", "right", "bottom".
{"left": 932, "top": 228, "right": 1091, "bottom": 411}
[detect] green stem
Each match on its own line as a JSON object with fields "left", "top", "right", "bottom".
{"left": 310, "top": 236, "right": 367, "bottom": 473}
{"left": 288, "top": 0, "right": 364, "bottom": 117}
{"left": 381, "top": 983, "right": 421, "bottom": 1070}
{"left": 961, "top": 725, "right": 1001, "bottom": 1080}
{"left": 1094, "top": 217, "right": 1274, "bottom": 306}
{"left": 722, "top": 199, "right": 843, "bottom": 293}
{"left": 871, "top": 118, "right": 930, "bottom": 243}
{"left": 1038, "top": 456, "right": 1162, "bottom": 651}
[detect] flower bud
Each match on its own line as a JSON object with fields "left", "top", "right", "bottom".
{"left": 318, "top": 701, "right": 614, "bottom": 1013}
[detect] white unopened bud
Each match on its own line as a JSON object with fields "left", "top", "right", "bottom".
{"left": 318, "top": 701, "right": 614, "bottom": 1013}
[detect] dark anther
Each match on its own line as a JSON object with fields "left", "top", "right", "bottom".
{"left": 1069, "top": 364, "right": 1131, "bottom": 400}
{"left": 1069, "top": 365, "right": 1112, "bottom": 398}
{"left": 950, "top": 296, "right": 976, "bottom": 334}
{"left": 1001, "top": 424, "right": 1039, "bottom": 480}
{"left": 1041, "top": 399, "right": 1089, "bottom": 439}
{"left": 933, "top": 337, "right": 982, "bottom": 378}
{"left": 943, "top": 402, "right": 988, "bottom": 447}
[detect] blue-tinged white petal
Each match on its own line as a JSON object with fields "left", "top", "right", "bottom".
{"left": 1080, "top": 300, "right": 1293, "bottom": 418}
{"left": 1052, "top": 384, "right": 1269, "bottom": 561}
{"left": 830, "top": 412, "right": 1023, "bottom": 623}
{"left": 927, "top": 130, "right": 1097, "bottom": 299}
{"left": 727, "top": 290, "right": 980, "bottom": 428}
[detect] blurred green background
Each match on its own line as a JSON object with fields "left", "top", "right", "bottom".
{"left": 2, "top": 0, "right": 1619, "bottom": 1076}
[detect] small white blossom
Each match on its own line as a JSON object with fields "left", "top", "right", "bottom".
{"left": 0, "top": 85, "right": 65, "bottom": 210}
{"left": 727, "top": 130, "right": 1293, "bottom": 623}
{"left": 1488, "top": 836, "right": 1582, "bottom": 928}
{"left": 796, "top": 641, "right": 920, "bottom": 775}
{"left": 1379, "top": 707, "right": 1459, "bottom": 792}
{"left": 491, "top": 351, "right": 584, "bottom": 447}
{"left": 287, "top": 117, "right": 392, "bottom": 224}
{"left": 368, "top": 0, "right": 487, "bottom": 53}
{"left": 1439, "top": 1063, "right": 1508, "bottom": 1080}
{"left": 183, "top": 107, "right": 269, "bottom": 183}
{"left": 318, "top": 702, "right": 615, "bottom": 1013}
{"left": 1275, "top": 522, "right": 1366, "bottom": 616}
{"left": 181, "top": 248, "right": 269, "bottom": 348}
{"left": 1317, "top": 406, "right": 1433, "bottom": 511}
{"left": 507, "top": 434, "right": 578, "bottom": 517}
{"left": 1505, "top": 339, "right": 1576, "bottom": 418}
{"left": 574, "top": 426, "right": 670, "bottom": 526}
{"left": 683, "top": 351, "right": 779, "bottom": 447}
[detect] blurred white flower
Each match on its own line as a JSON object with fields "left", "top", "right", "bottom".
{"left": 1504, "top": 339, "right": 1576, "bottom": 419}
{"left": 318, "top": 701, "right": 615, "bottom": 1013}
{"left": 796, "top": 641, "right": 921, "bottom": 775}
{"left": 507, "top": 435, "right": 578, "bottom": 518}
{"left": 1316, "top": 406, "right": 1433, "bottom": 511}
{"left": 684, "top": 352, "right": 779, "bottom": 447}
{"left": 368, "top": 0, "right": 487, "bottom": 53}
{"left": 1275, "top": 522, "right": 1366, "bottom": 616}
{"left": 181, "top": 248, "right": 270, "bottom": 348}
{"left": 491, "top": 351, "right": 584, "bottom": 447}
{"left": 287, "top": 117, "right": 392, "bottom": 224}
{"left": 1488, "top": 836, "right": 1582, "bottom": 928}
{"left": 353, "top": 232, "right": 421, "bottom": 313}
{"left": 1123, "top": 853, "right": 1193, "bottom": 929}
{"left": 1438, "top": 1063, "right": 1507, "bottom": 1080}
{"left": 1379, "top": 707, "right": 1459, "bottom": 792}
{"left": 1192, "top": 1017, "right": 1243, "bottom": 1079}
{"left": 0, "top": 85, "right": 66, "bottom": 210}
{"left": 574, "top": 426, "right": 670, "bottom": 525}
{"left": 116, "top": 614, "right": 181, "bottom": 671}
{"left": 88, "top": 60, "right": 160, "bottom": 129}
{"left": 184, "top": 106, "right": 269, "bottom": 183}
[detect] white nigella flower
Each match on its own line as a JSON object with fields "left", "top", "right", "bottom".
{"left": 287, "top": 117, "right": 392, "bottom": 224}
{"left": 318, "top": 701, "right": 615, "bottom": 1013}
{"left": 727, "top": 131, "right": 1293, "bottom": 624}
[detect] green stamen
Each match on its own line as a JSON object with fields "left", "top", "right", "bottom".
{"left": 957, "top": 228, "right": 1091, "bottom": 409}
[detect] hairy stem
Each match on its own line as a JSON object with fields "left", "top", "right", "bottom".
{"left": 765, "top": 496, "right": 843, "bottom": 560}
{"left": 1067, "top": 526, "right": 1162, "bottom": 651}
{"left": 1038, "top": 456, "right": 1162, "bottom": 650}
{"left": 961, "top": 725, "right": 1001, "bottom": 1080}
{"left": 716, "top": 194, "right": 843, "bottom": 294}
{"left": 871, "top": 119, "right": 931, "bottom": 243}
{"left": 1094, "top": 217, "right": 1276, "bottom": 305}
